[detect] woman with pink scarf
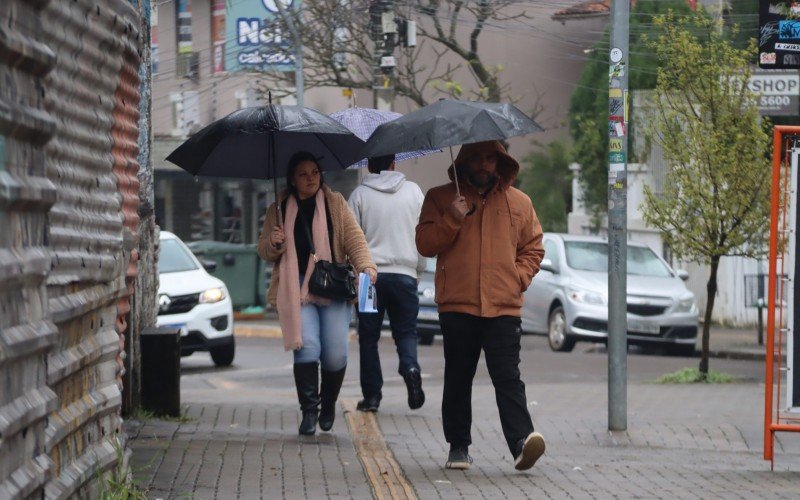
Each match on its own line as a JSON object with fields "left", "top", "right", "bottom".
{"left": 258, "top": 152, "right": 377, "bottom": 435}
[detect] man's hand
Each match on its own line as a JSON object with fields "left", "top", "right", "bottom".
{"left": 448, "top": 195, "right": 469, "bottom": 221}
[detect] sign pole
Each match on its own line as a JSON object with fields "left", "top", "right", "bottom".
{"left": 608, "top": 0, "right": 628, "bottom": 431}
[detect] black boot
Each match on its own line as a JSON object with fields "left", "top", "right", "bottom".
{"left": 294, "top": 362, "right": 320, "bottom": 435}
{"left": 319, "top": 367, "right": 346, "bottom": 431}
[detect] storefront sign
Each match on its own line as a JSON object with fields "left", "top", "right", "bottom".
{"left": 225, "top": 0, "right": 296, "bottom": 72}
{"left": 749, "top": 69, "right": 800, "bottom": 115}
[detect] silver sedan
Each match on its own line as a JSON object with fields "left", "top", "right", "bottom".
{"left": 521, "top": 233, "right": 699, "bottom": 356}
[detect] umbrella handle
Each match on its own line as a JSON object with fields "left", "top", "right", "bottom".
{"left": 449, "top": 146, "right": 460, "bottom": 197}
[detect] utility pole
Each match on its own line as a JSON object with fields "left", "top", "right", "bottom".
{"left": 275, "top": 0, "right": 304, "bottom": 106}
{"left": 607, "top": 0, "right": 628, "bottom": 431}
{"left": 370, "top": 0, "right": 396, "bottom": 111}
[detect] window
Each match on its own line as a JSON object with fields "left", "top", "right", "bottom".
{"left": 544, "top": 240, "right": 559, "bottom": 267}
{"left": 158, "top": 239, "right": 198, "bottom": 274}
{"left": 564, "top": 241, "right": 672, "bottom": 277}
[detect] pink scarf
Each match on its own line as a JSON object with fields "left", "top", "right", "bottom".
{"left": 276, "top": 189, "right": 333, "bottom": 351}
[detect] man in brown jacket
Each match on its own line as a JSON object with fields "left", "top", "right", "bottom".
{"left": 416, "top": 140, "right": 546, "bottom": 471}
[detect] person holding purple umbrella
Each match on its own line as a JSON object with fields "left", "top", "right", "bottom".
{"left": 348, "top": 154, "right": 427, "bottom": 413}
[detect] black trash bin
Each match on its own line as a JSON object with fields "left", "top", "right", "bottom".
{"left": 141, "top": 326, "right": 181, "bottom": 417}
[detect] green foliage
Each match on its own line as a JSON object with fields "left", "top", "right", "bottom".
{"left": 132, "top": 405, "right": 192, "bottom": 423}
{"left": 518, "top": 140, "right": 572, "bottom": 232}
{"left": 568, "top": 0, "right": 696, "bottom": 224}
{"left": 100, "top": 438, "right": 148, "bottom": 500}
{"left": 654, "top": 367, "right": 736, "bottom": 384}
{"left": 641, "top": 12, "right": 771, "bottom": 263}
{"left": 642, "top": 12, "right": 771, "bottom": 376}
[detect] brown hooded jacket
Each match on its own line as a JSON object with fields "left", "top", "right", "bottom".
{"left": 415, "top": 140, "right": 544, "bottom": 318}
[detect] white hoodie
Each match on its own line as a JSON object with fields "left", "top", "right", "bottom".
{"left": 348, "top": 171, "right": 426, "bottom": 278}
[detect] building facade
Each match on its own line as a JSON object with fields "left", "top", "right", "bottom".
{"left": 151, "top": 0, "right": 607, "bottom": 244}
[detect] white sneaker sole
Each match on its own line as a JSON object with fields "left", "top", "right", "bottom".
{"left": 445, "top": 460, "right": 471, "bottom": 470}
{"left": 514, "top": 432, "right": 545, "bottom": 471}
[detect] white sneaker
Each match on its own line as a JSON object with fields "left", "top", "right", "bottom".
{"left": 514, "top": 432, "right": 545, "bottom": 471}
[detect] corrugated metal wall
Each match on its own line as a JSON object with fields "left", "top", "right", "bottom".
{"left": 1, "top": 0, "right": 148, "bottom": 498}
{"left": 0, "top": 0, "right": 60, "bottom": 496}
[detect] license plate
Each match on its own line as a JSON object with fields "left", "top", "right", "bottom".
{"left": 628, "top": 319, "right": 659, "bottom": 335}
{"left": 418, "top": 308, "right": 438, "bottom": 321}
{"left": 163, "top": 323, "right": 187, "bottom": 334}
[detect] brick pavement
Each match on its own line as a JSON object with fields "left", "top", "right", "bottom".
{"left": 377, "top": 383, "right": 800, "bottom": 499}
{"left": 127, "top": 404, "right": 373, "bottom": 499}
{"left": 127, "top": 334, "right": 800, "bottom": 499}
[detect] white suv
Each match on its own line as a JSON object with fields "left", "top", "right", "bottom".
{"left": 157, "top": 231, "right": 235, "bottom": 366}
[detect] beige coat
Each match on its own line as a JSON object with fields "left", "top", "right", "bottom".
{"left": 258, "top": 185, "right": 376, "bottom": 307}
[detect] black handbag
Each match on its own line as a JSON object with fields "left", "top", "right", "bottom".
{"left": 297, "top": 204, "right": 357, "bottom": 301}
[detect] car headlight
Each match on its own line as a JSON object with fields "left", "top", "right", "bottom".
{"left": 199, "top": 287, "right": 226, "bottom": 304}
{"left": 568, "top": 286, "right": 606, "bottom": 306}
{"left": 674, "top": 295, "right": 696, "bottom": 313}
{"left": 422, "top": 287, "right": 435, "bottom": 299}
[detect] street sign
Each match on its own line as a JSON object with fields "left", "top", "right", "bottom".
{"left": 748, "top": 69, "right": 800, "bottom": 115}
{"left": 759, "top": 1, "right": 800, "bottom": 69}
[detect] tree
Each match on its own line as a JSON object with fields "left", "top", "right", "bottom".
{"left": 266, "top": 0, "right": 534, "bottom": 106}
{"left": 568, "top": 0, "right": 693, "bottom": 225}
{"left": 641, "top": 12, "right": 771, "bottom": 376}
{"left": 518, "top": 140, "right": 571, "bottom": 233}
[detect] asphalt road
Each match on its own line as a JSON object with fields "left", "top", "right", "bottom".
{"left": 179, "top": 332, "right": 766, "bottom": 399}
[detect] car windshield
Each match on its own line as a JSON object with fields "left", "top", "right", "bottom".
{"left": 158, "top": 239, "right": 198, "bottom": 274}
{"left": 424, "top": 257, "right": 437, "bottom": 273}
{"left": 564, "top": 241, "right": 672, "bottom": 277}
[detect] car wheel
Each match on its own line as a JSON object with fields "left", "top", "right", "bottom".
{"left": 548, "top": 306, "right": 575, "bottom": 352}
{"left": 210, "top": 337, "right": 235, "bottom": 366}
{"left": 418, "top": 332, "right": 435, "bottom": 345}
{"left": 667, "top": 343, "right": 695, "bottom": 357}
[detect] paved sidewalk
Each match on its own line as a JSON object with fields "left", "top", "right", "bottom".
{"left": 127, "top": 332, "right": 800, "bottom": 499}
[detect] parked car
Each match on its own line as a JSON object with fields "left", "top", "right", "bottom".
{"left": 416, "top": 257, "right": 439, "bottom": 345}
{"left": 157, "top": 231, "right": 235, "bottom": 366}
{"left": 521, "top": 233, "right": 698, "bottom": 355}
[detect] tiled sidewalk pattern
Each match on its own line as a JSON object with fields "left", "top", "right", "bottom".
{"left": 128, "top": 404, "right": 372, "bottom": 499}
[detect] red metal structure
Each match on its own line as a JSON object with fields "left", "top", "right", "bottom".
{"left": 765, "top": 125, "right": 800, "bottom": 468}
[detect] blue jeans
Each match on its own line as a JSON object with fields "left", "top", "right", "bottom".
{"left": 293, "top": 282, "right": 351, "bottom": 371}
{"left": 357, "top": 273, "right": 420, "bottom": 398}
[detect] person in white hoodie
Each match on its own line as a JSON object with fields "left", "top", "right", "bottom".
{"left": 348, "top": 154, "right": 426, "bottom": 412}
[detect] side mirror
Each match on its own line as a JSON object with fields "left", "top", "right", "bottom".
{"left": 676, "top": 269, "right": 689, "bottom": 281}
{"left": 541, "top": 258, "right": 558, "bottom": 274}
{"left": 223, "top": 253, "right": 236, "bottom": 266}
{"left": 202, "top": 259, "right": 217, "bottom": 273}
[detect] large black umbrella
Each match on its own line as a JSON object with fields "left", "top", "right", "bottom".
{"left": 166, "top": 103, "right": 366, "bottom": 223}
{"left": 359, "top": 100, "right": 542, "bottom": 194}
{"left": 167, "top": 105, "right": 365, "bottom": 179}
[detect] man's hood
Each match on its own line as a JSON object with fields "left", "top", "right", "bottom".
{"left": 362, "top": 171, "right": 406, "bottom": 193}
{"left": 447, "top": 140, "right": 520, "bottom": 188}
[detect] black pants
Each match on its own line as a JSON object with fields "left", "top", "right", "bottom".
{"left": 357, "top": 273, "right": 420, "bottom": 398}
{"left": 440, "top": 312, "right": 534, "bottom": 457}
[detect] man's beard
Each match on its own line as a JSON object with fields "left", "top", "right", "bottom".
{"left": 467, "top": 171, "right": 497, "bottom": 189}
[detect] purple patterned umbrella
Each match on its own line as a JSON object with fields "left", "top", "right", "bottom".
{"left": 329, "top": 107, "right": 439, "bottom": 168}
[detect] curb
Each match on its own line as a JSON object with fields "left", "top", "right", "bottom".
{"left": 234, "top": 324, "right": 282, "bottom": 338}
{"left": 233, "top": 323, "right": 358, "bottom": 342}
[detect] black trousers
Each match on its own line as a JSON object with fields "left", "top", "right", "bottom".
{"left": 440, "top": 312, "right": 534, "bottom": 457}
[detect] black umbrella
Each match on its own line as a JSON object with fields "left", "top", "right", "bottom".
{"left": 359, "top": 100, "right": 543, "bottom": 195}
{"left": 166, "top": 104, "right": 366, "bottom": 222}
